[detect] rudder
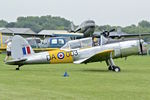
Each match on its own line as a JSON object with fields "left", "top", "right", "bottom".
{"left": 11, "top": 35, "right": 34, "bottom": 59}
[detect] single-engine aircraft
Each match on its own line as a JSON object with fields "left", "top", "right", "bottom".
{"left": 5, "top": 35, "right": 148, "bottom": 72}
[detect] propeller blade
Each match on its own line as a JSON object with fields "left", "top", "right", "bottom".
{"left": 109, "top": 29, "right": 115, "bottom": 33}
{"left": 101, "top": 29, "right": 116, "bottom": 38}
{"left": 139, "top": 40, "right": 143, "bottom": 55}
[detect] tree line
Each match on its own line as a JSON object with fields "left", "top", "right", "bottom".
{"left": 0, "top": 15, "right": 71, "bottom": 33}
{"left": 96, "top": 20, "right": 150, "bottom": 34}
{"left": 0, "top": 15, "right": 150, "bottom": 34}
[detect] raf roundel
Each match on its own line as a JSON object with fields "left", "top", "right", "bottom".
{"left": 57, "top": 52, "right": 65, "bottom": 59}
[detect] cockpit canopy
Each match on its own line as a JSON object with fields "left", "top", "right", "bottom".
{"left": 61, "top": 37, "right": 93, "bottom": 50}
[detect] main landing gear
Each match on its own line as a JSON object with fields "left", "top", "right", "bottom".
{"left": 106, "top": 58, "right": 121, "bottom": 72}
{"left": 108, "top": 66, "right": 120, "bottom": 72}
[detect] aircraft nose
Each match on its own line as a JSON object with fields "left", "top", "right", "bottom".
{"left": 139, "top": 39, "right": 149, "bottom": 55}
{"left": 142, "top": 42, "right": 149, "bottom": 54}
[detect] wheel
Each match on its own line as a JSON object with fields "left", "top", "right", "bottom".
{"left": 16, "top": 68, "right": 20, "bottom": 70}
{"left": 113, "top": 66, "right": 120, "bottom": 72}
{"left": 108, "top": 66, "right": 113, "bottom": 70}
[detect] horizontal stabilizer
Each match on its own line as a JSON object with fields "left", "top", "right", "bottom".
{"left": 5, "top": 58, "right": 27, "bottom": 65}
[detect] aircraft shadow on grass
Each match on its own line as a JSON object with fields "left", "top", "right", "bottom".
{"left": 77, "top": 68, "right": 109, "bottom": 72}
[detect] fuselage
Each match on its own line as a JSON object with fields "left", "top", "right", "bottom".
{"left": 19, "top": 39, "right": 145, "bottom": 65}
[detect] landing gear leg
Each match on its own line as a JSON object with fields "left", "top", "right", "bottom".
{"left": 108, "top": 66, "right": 113, "bottom": 71}
{"left": 106, "top": 60, "right": 113, "bottom": 71}
{"left": 106, "top": 58, "right": 121, "bottom": 72}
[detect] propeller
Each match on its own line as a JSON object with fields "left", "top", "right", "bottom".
{"left": 101, "top": 29, "right": 116, "bottom": 38}
{"left": 95, "top": 29, "right": 115, "bottom": 46}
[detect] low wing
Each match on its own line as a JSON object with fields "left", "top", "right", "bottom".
{"left": 94, "top": 33, "right": 150, "bottom": 39}
{"left": 74, "top": 49, "right": 114, "bottom": 64}
{"left": 109, "top": 33, "right": 150, "bottom": 39}
{"left": 5, "top": 58, "right": 27, "bottom": 65}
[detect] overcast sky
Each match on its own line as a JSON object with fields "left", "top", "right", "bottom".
{"left": 0, "top": 0, "right": 150, "bottom": 26}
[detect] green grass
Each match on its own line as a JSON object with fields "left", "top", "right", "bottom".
{"left": 0, "top": 54, "right": 150, "bottom": 100}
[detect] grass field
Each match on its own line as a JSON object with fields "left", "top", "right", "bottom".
{"left": 0, "top": 54, "right": 150, "bottom": 100}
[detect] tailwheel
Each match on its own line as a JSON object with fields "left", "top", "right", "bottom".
{"left": 16, "top": 65, "right": 22, "bottom": 70}
{"left": 16, "top": 67, "right": 20, "bottom": 70}
{"left": 113, "top": 66, "right": 121, "bottom": 72}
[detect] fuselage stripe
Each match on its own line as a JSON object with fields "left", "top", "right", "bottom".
{"left": 22, "top": 47, "right": 26, "bottom": 55}
{"left": 27, "top": 46, "right": 31, "bottom": 54}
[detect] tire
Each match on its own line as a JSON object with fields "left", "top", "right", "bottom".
{"left": 113, "top": 66, "right": 120, "bottom": 72}
{"left": 16, "top": 68, "right": 20, "bottom": 70}
{"left": 108, "top": 66, "right": 113, "bottom": 70}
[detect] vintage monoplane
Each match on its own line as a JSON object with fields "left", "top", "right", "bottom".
{"left": 5, "top": 34, "right": 149, "bottom": 72}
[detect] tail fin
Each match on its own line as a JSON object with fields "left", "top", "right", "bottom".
{"left": 68, "top": 22, "right": 75, "bottom": 32}
{"left": 11, "top": 35, "right": 34, "bottom": 59}
{"left": 70, "top": 23, "right": 75, "bottom": 31}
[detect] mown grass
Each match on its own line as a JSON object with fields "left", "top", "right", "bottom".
{"left": 0, "top": 54, "right": 150, "bottom": 100}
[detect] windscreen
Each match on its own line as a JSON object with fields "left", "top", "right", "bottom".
{"left": 61, "top": 37, "right": 92, "bottom": 50}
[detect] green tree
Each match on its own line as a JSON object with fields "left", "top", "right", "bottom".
{"left": 138, "top": 20, "right": 150, "bottom": 28}
{"left": 0, "top": 20, "right": 8, "bottom": 27}
{"left": 14, "top": 15, "right": 71, "bottom": 32}
{"left": 5, "top": 22, "right": 16, "bottom": 27}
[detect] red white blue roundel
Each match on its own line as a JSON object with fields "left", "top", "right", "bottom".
{"left": 57, "top": 52, "right": 65, "bottom": 59}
